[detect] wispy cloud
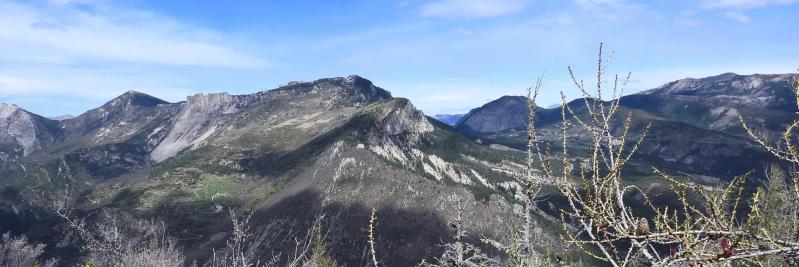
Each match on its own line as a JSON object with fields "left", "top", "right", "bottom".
{"left": 699, "top": 0, "right": 797, "bottom": 23}
{"left": 0, "top": 64, "right": 197, "bottom": 116}
{"left": 701, "top": 0, "right": 798, "bottom": 10}
{"left": 0, "top": 1, "right": 265, "bottom": 67}
{"left": 420, "top": 0, "right": 531, "bottom": 19}
{"left": 571, "top": 0, "right": 649, "bottom": 21}
{"left": 0, "top": 0, "right": 265, "bottom": 116}
{"left": 722, "top": 11, "right": 751, "bottom": 22}
{"left": 0, "top": 65, "right": 194, "bottom": 101}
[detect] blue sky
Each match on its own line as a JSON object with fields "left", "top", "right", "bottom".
{"left": 0, "top": 0, "right": 797, "bottom": 117}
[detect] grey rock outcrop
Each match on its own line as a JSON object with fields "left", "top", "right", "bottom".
{"left": 150, "top": 93, "right": 236, "bottom": 162}
{"left": 380, "top": 100, "right": 433, "bottom": 136}
{"left": 0, "top": 104, "right": 36, "bottom": 158}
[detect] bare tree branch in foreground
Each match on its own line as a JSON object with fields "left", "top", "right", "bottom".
{"left": 528, "top": 44, "right": 799, "bottom": 266}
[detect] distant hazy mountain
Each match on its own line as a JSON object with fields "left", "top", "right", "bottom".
{"left": 455, "top": 73, "right": 798, "bottom": 179}
{"left": 47, "top": 114, "right": 76, "bottom": 120}
{"left": 431, "top": 113, "right": 464, "bottom": 125}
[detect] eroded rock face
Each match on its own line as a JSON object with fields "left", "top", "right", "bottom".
{"left": 381, "top": 100, "right": 433, "bottom": 136}
{"left": 0, "top": 104, "right": 36, "bottom": 158}
{"left": 150, "top": 93, "right": 236, "bottom": 162}
{"left": 148, "top": 76, "right": 396, "bottom": 162}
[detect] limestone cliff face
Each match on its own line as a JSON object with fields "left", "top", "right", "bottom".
{"left": 380, "top": 99, "right": 433, "bottom": 136}
{"left": 150, "top": 93, "right": 237, "bottom": 162}
{"left": 0, "top": 104, "right": 36, "bottom": 158}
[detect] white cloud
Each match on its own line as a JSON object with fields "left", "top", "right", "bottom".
{"left": 0, "top": 1, "right": 265, "bottom": 67}
{"left": 701, "top": 0, "right": 797, "bottom": 10}
{"left": 0, "top": 1, "right": 266, "bottom": 116}
{"left": 698, "top": 0, "right": 795, "bottom": 23}
{"left": 722, "top": 11, "right": 751, "bottom": 22}
{"left": 574, "top": 0, "right": 636, "bottom": 10}
{"left": 675, "top": 9, "right": 703, "bottom": 27}
{"left": 48, "top": 0, "right": 99, "bottom": 6}
{"left": 420, "top": 0, "right": 530, "bottom": 19}
{"left": 0, "top": 65, "right": 196, "bottom": 103}
{"left": 0, "top": 0, "right": 271, "bottom": 116}
{"left": 528, "top": 13, "right": 576, "bottom": 28}
{"left": 571, "top": 0, "right": 647, "bottom": 20}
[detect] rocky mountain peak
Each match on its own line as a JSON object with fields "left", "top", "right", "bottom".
{"left": 0, "top": 103, "right": 22, "bottom": 119}
{"left": 0, "top": 103, "right": 37, "bottom": 157}
{"left": 270, "top": 75, "right": 392, "bottom": 107}
{"left": 103, "top": 90, "right": 169, "bottom": 109}
{"left": 708, "top": 72, "right": 739, "bottom": 82}
{"left": 488, "top": 96, "right": 528, "bottom": 108}
{"left": 324, "top": 75, "right": 392, "bottom": 104}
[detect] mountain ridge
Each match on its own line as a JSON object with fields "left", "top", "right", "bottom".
{"left": 453, "top": 72, "right": 798, "bottom": 179}
{"left": 0, "top": 75, "right": 527, "bottom": 265}
{"left": 1, "top": 72, "right": 795, "bottom": 265}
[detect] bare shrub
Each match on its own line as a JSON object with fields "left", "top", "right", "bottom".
{"left": 427, "top": 193, "right": 499, "bottom": 267}
{"left": 756, "top": 165, "right": 799, "bottom": 265}
{"left": 56, "top": 207, "right": 185, "bottom": 266}
{"left": 206, "top": 209, "right": 278, "bottom": 267}
{"left": 209, "top": 170, "right": 345, "bottom": 267}
{"left": 0, "top": 232, "right": 58, "bottom": 267}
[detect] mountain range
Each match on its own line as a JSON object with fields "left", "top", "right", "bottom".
{"left": 1, "top": 72, "right": 796, "bottom": 265}
{"left": 0, "top": 75, "right": 525, "bottom": 265}
{"left": 455, "top": 72, "right": 798, "bottom": 180}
